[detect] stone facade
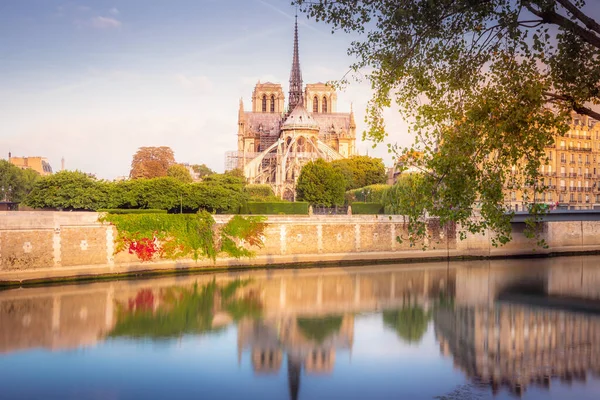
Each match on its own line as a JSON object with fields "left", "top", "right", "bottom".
{"left": 1, "top": 211, "right": 600, "bottom": 282}
{"left": 225, "top": 19, "right": 356, "bottom": 200}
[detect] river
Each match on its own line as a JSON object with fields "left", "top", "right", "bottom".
{"left": 1, "top": 256, "right": 600, "bottom": 399}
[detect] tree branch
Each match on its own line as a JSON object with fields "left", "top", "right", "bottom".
{"left": 525, "top": 2, "right": 600, "bottom": 50}
{"left": 543, "top": 91, "right": 600, "bottom": 120}
{"left": 555, "top": 0, "right": 600, "bottom": 35}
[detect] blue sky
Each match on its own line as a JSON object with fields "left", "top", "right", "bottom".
{"left": 0, "top": 0, "right": 407, "bottom": 179}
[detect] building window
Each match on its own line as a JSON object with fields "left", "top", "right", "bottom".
{"left": 313, "top": 96, "right": 319, "bottom": 113}
{"left": 270, "top": 95, "right": 275, "bottom": 113}
{"left": 571, "top": 193, "right": 575, "bottom": 202}
{"left": 560, "top": 194, "right": 565, "bottom": 202}
{"left": 578, "top": 193, "right": 582, "bottom": 202}
{"left": 262, "top": 95, "right": 267, "bottom": 112}
{"left": 322, "top": 96, "right": 328, "bottom": 113}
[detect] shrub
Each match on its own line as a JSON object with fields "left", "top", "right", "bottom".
{"left": 351, "top": 202, "right": 384, "bottom": 214}
{"left": 97, "top": 209, "right": 167, "bottom": 214}
{"left": 243, "top": 202, "right": 309, "bottom": 215}
{"left": 345, "top": 184, "right": 391, "bottom": 204}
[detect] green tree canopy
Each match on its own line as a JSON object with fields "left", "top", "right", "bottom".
{"left": 332, "top": 155, "right": 387, "bottom": 190}
{"left": 296, "top": 159, "right": 346, "bottom": 206}
{"left": 382, "top": 174, "right": 429, "bottom": 216}
{"left": 25, "top": 170, "right": 101, "bottom": 210}
{"left": 191, "top": 163, "right": 216, "bottom": 178}
{"left": 296, "top": 0, "right": 600, "bottom": 244}
{"left": 167, "top": 164, "right": 194, "bottom": 183}
{"left": 0, "top": 161, "right": 40, "bottom": 203}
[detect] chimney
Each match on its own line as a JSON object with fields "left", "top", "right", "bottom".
{"left": 61, "top": 157, "right": 65, "bottom": 171}
{"left": 8, "top": 151, "right": 11, "bottom": 159}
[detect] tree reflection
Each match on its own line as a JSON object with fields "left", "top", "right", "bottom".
{"left": 383, "top": 305, "right": 431, "bottom": 344}
{"left": 296, "top": 315, "right": 343, "bottom": 343}
{"left": 109, "top": 280, "right": 261, "bottom": 339}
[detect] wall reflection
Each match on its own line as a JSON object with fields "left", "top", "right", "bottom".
{"left": 2, "top": 257, "right": 600, "bottom": 399}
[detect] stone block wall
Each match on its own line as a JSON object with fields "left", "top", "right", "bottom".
{"left": 1, "top": 211, "right": 600, "bottom": 281}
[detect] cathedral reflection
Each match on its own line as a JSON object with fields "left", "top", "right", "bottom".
{"left": 2, "top": 258, "right": 600, "bottom": 399}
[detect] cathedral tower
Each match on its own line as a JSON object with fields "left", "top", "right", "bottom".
{"left": 288, "top": 16, "right": 303, "bottom": 113}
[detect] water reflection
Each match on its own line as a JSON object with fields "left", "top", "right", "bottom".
{"left": 1, "top": 257, "right": 600, "bottom": 399}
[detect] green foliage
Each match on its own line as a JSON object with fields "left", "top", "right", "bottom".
{"left": 382, "top": 305, "right": 432, "bottom": 344}
{"left": 351, "top": 202, "right": 384, "bottom": 215}
{"left": 296, "top": 315, "right": 343, "bottom": 343}
{"left": 109, "top": 280, "right": 262, "bottom": 339}
{"left": 97, "top": 209, "right": 167, "bottom": 214}
{"left": 101, "top": 211, "right": 266, "bottom": 262}
{"left": 243, "top": 202, "right": 309, "bottom": 215}
{"left": 332, "top": 155, "right": 387, "bottom": 190}
{"left": 167, "top": 164, "right": 193, "bottom": 183}
{"left": 219, "top": 215, "right": 267, "bottom": 258}
{"left": 0, "top": 160, "right": 40, "bottom": 203}
{"left": 244, "top": 184, "right": 280, "bottom": 202}
{"left": 25, "top": 170, "right": 102, "bottom": 210}
{"left": 295, "top": 0, "right": 600, "bottom": 245}
{"left": 345, "top": 184, "right": 390, "bottom": 204}
{"left": 190, "top": 163, "right": 215, "bottom": 178}
{"left": 24, "top": 174, "right": 246, "bottom": 214}
{"left": 296, "top": 159, "right": 346, "bottom": 206}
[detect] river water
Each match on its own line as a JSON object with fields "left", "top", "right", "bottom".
{"left": 1, "top": 256, "right": 600, "bottom": 399}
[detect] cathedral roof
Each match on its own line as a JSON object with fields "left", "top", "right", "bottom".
{"left": 282, "top": 103, "right": 319, "bottom": 130}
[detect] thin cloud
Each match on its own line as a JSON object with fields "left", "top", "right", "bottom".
{"left": 109, "top": 8, "right": 120, "bottom": 15}
{"left": 90, "top": 16, "right": 121, "bottom": 29}
{"left": 175, "top": 74, "right": 213, "bottom": 93}
{"left": 255, "top": 0, "right": 320, "bottom": 33}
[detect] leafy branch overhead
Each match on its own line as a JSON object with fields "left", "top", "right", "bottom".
{"left": 296, "top": 0, "right": 600, "bottom": 245}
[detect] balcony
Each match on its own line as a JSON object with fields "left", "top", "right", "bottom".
{"left": 560, "top": 173, "right": 567, "bottom": 177}
{"left": 585, "top": 187, "right": 593, "bottom": 192}
{"left": 570, "top": 187, "right": 576, "bottom": 191}
{"left": 569, "top": 173, "right": 578, "bottom": 178}
{"left": 570, "top": 161, "right": 576, "bottom": 165}
{"left": 585, "top": 173, "right": 593, "bottom": 178}
{"left": 560, "top": 187, "right": 567, "bottom": 192}
{"left": 577, "top": 187, "right": 584, "bottom": 192}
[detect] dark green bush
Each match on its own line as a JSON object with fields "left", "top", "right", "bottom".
{"left": 345, "top": 184, "right": 390, "bottom": 204}
{"left": 243, "top": 202, "right": 309, "bottom": 215}
{"left": 351, "top": 202, "right": 384, "bottom": 214}
{"left": 97, "top": 209, "right": 167, "bottom": 214}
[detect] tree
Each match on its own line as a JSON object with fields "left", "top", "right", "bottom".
{"left": 383, "top": 305, "right": 431, "bottom": 344}
{"left": 25, "top": 171, "right": 103, "bottom": 210}
{"left": 296, "top": 0, "right": 600, "bottom": 244}
{"left": 296, "top": 159, "right": 346, "bottom": 206}
{"left": 332, "top": 155, "right": 387, "bottom": 190}
{"left": 190, "top": 164, "right": 215, "bottom": 178}
{"left": 0, "top": 160, "right": 40, "bottom": 203}
{"left": 167, "top": 164, "right": 193, "bottom": 183}
{"left": 382, "top": 174, "right": 428, "bottom": 216}
{"left": 130, "top": 146, "right": 175, "bottom": 179}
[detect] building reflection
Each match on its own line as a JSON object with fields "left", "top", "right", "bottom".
{"left": 4, "top": 257, "right": 600, "bottom": 398}
{"left": 435, "top": 259, "right": 600, "bottom": 397}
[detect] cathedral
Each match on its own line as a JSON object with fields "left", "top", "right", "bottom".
{"left": 225, "top": 17, "right": 357, "bottom": 201}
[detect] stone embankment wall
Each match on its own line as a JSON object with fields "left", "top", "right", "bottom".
{"left": 1, "top": 211, "right": 599, "bottom": 283}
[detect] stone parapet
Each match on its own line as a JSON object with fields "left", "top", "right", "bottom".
{"left": 1, "top": 211, "right": 599, "bottom": 283}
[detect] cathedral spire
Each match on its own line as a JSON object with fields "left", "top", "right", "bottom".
{"left": 288, "top": 15, "right": 303, "bottom": 112}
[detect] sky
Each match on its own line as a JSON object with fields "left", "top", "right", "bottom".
{"left": 0, "top": 0, "right": 411, "bottom": 179}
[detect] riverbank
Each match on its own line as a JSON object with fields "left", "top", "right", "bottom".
{"left": 2, "top": 211, "right": 600, "bottom": 286}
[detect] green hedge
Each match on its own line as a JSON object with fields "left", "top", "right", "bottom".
{"left": 351, "top": 202, "right": 384, "bottom": 214}
{"left": 97, "top": 209, "right": 168, "bottom": 214}
{"left": 242, "top": 202, "right": 309, "bottom": 215}
{"left": 345, "top": 184, "right": 390, "bottom": 204}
